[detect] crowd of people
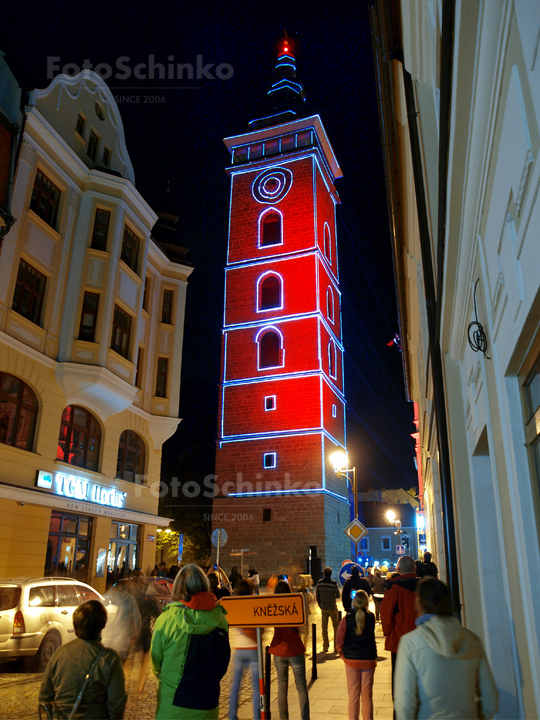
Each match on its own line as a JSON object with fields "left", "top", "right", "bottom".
{"left": 37, "top": 553, "right": 498, "bottom": 720}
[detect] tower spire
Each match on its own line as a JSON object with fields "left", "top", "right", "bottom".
{"left": 249, "top": 35, "right": 306, "bottom": 130}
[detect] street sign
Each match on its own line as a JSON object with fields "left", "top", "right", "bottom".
{"left": 211, "top": 528, "right": 228, "bottom": 547}
{"left": 344, "top": 518, "right": 368, "bottom": 543}
{"left": 177, "top": 533, "right": 184, "bottom": 564}
{"left": 396, "top": 545, "right": 406, "bottom": 555}
{"left": 338, "top": 561, "right": 364, "bottom": 586}
{"left": 219, "top": 593, "right": 305, "bottom": 627}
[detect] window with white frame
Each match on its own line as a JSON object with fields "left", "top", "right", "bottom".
{"left": 326, "top": 286, "right": 335, "bottom": 323}
{"left": 360, "top": 537, "right": 369, "bottom": 551}
{"left": 263, "top": 452, "right": 277, "bottom": 469}
{"left": 265, "top": 395, "right": 276, "bottom": 411}
{"left": 323, "top": 222, "right": 332, "bottom": 262}
{"left": 328, "top": 340, "right": 337, "bottom": 379}
{"left": 259, "top": 274, "right": 282, "bottom": 311}
{"left": 381, "top": 537, "right": 391, "bottom": 551}
{"left": 259, "top": 210, "right": 282, "bottom": 247}
{"left": 258, "top": 329, "right": 283, "bottom": 369}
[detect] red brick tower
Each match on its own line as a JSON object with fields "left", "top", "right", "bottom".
{"left": 213, "top": 39, "right": 350, "bottom": 579}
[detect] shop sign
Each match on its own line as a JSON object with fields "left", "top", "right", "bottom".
{"left": 147, "top": 534, "right": 156, "bottom": 542}
{"left": 36, "top": 470, "right": 127, "bottom": 509}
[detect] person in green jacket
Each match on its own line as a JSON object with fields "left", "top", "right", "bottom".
{"left": 151, "top": 563, "right": 230, "bottom": 719}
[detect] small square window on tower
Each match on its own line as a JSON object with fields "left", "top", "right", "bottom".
{"left": 264, "top": 395, "right": 276, "bottom": 411}
{"left": 263, "top": 508, "right": 272, "bottom": 522}
{"left": 263, "top": 452, "right": 277, "bottom": 469}
{"left": 332, "top": 404, "right": 337, "bottom": 418}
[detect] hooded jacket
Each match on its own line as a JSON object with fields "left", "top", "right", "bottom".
{"left": 394, "top": 615, "right": 498, "bottom": 719}
{"left": 151, "top": 592, "right": 230, "bottom": 720}
{"left": 380, "top": 572, "right": 418, "bottom": 653}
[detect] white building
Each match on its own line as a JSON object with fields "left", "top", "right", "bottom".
{"left": 370, "top": 1, "right": 540, "bottom": 717}
{"left": 0, "top": 70, "right": 192, "bottom": 592}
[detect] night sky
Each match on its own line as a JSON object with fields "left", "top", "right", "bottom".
{"left": 3, "top": 1, "right": 416, "bottom": 492}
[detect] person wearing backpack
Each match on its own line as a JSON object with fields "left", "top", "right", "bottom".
{"left": 336, "top": 589, "right": 377, "bottom": 720}
{"left": 151, "top": 564, "right": 230, "bottom": 719}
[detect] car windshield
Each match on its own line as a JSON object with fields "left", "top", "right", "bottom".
{"left": 0, "top": 586, "right": 22, "bottom": 610}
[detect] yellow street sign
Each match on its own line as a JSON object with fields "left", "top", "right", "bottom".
{"left": 219, "top": 593, "right": 306, "bottom": 628}
{"left": 344, "top": 518, "right": 368, "bottom": 543}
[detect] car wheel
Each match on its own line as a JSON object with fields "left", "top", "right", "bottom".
{"left": 38, "top": 632, "right": 60, "bottom": 668}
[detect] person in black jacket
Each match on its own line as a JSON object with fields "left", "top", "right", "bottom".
{"left": 336, "top": 590, "right": 377, "bottom": 720}
{"left": 316, "top": 566, "right": 340, "bottom": 653}
{"left": 422, "top": 551, "right": 438, "bottom": 577}
{"left": 342, "top": 565, "right": 371, "bottom": 612}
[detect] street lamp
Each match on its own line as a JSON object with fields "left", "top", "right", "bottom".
{"left": 386, "top": 510, "right": 403, "bottom": 542}
{"left": 330, "top": 451, "right": 358, "bottom": 559}
{"left": 330, "top": 451, "right": 357, "bottom": 519}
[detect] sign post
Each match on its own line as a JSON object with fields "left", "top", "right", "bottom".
{"left": 344, "top": 518, "right": 368, "bottom": 562}
{"left": 229, "top": 548, "right": 256, "bottom": 577}
{"left": 211, "top": 527, "right": 228, "bottom": 570}
{"left": 219, "top": 594, "right": 306, "bottom": 720}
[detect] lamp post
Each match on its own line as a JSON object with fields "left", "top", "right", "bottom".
{"left": 386, "top": 510, "right": 403, "bottom": 562}
{"left": 330, "top": 451, "right": 358, "bottom": 560}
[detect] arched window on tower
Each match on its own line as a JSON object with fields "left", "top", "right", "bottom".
{"left": 257, "top": 328, "right": 284, "bottom": 369}
{"left": 260, "top": 210, "right": 282, "bottom": 247}
{"left": 323, "top": 222, "right": 332, "bottom": 262}
{"left": 258, "top": 274, "right": 283, "bottom": 311}
{"left": 326, "top": 286, "right": 335, "bottom": 323}
{"left": 328, "top": 340, "right": 337, "bottom": 379}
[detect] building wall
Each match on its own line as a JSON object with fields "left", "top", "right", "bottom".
{"left": 0, "top": 70, "right": 191, "bottom": 592}
{"left": 381, "top": 1, "right": 540, "bottom": 716}
{"left": 215, "top": 119, "right": 350, "bottom": 576}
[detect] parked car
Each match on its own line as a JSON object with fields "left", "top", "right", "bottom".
{"left": 0, "top": 577, "right": 110, "bottom": 667}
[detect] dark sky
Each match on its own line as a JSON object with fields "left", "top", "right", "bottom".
{"left": 3, "top": 1, "right": 416, "bottom": 491}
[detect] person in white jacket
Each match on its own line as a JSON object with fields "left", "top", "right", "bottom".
{"left": 394, "top": 577, "right": 498, "bottom": 719}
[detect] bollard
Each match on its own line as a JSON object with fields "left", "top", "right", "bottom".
{"left": 311, "top": 622, "right": 318, "bottom": 680}
{"left": 265, "top": 645, "right": 271, "bottom": 720}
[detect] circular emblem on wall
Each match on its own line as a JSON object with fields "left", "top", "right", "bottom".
{"left": 252, "top": 167, "right": 293, "bottom": 204}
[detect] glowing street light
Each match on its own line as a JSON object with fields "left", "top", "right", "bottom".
{"left": 330, "top": 450, "right": 359, "bottom": 558}
{"left": 386, "top": 509, "right": 403, "bottom": 538}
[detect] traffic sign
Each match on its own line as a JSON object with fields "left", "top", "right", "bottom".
{"left": 338, "top": 561, "right": 364, "bottom": 586}
{"left": 219, "top": 593, "right": 306, "bottom": 627}
{"left": 211, "top": 528, "right": 228, "bottom": 548}
{"left": 344, "top": 518, "right": 368, "bottom": 543}
{"left": 396, "top": 545, "right": 406, "bottom": 555}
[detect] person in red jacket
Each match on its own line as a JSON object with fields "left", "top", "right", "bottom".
{"left": 380, "top": 555, "right": 418, "bottom": 713}
{"left": 269, "top": 580, "right": 310, "bottom": 720}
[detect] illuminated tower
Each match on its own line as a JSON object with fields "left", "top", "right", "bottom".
{"left": 213, "top": 39, "right": 350, "bottom": 578}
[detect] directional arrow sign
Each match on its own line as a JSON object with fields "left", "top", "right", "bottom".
{"left": 344, "top": 518, "right": 368, "bottom": 543}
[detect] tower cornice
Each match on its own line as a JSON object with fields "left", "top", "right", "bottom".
{"left": 223, "top": 114, "right": 342, "bottom": 181}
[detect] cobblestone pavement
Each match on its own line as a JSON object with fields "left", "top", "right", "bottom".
{"left": 0, "top": 600, "right": 357, "bottom": 720}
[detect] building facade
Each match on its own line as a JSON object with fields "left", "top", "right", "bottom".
{"left": 0, "top": 70, "right": 191, "bottom": 592}
{"left": 370, "top": 1, "right": 540, "bottom": 716}
{"left": 212, "top": 42, "right": 350, "bottom": 579}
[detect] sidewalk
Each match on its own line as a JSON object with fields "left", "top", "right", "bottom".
{"left": 227, "top": 616, "right": 393, "bottom": 719}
